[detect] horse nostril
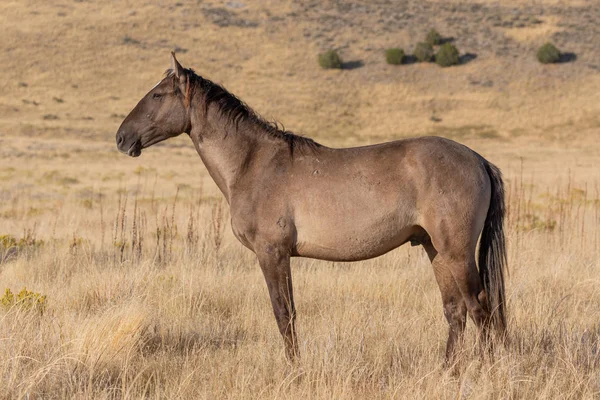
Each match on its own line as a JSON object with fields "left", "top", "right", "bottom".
{"left": 116, "top": 133, "right": 124, "bottom": 146}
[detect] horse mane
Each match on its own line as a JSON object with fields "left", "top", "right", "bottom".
{"left": 166, "top": 68, "right": 321, "bottom": 154}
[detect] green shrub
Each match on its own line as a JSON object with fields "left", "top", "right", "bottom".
{"left": 414, "top": 42, "right": 434, "bottom": 62}
{"left": 385, "top": 48, "right": 405, "bottom": 65}
{"left": 426, "top": 29, "right": 442, "bottom": 46}
{"left": 537, "top": 42, "right": 560, "bottom": 64}
{"left": 318, "top": 50, "right": 342, "bottom": 69}
{"left": 0, "top": 233, "right": 43, "bottom": 250}
{"left": 0, "top": 232, "right": 44, "bottom": 263}
{"left": 435, "top": 43, "right": 460, "bottom": 67}
{"left": 1, "top": 287, "right": 47, "bottom": 314}
{"left": 0, "top": 235, "right": 17, "bottom": 249}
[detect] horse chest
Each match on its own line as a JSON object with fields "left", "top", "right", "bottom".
{"left": 230, "top": 213, "right": 255, "bottom": 251}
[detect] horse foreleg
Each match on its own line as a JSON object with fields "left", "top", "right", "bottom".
{"left": 257, "top": 248, "right": 298, "bottom": 361}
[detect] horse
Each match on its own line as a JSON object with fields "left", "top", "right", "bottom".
{"left": 116, "top": 53, "right": 507, "bottom": 364}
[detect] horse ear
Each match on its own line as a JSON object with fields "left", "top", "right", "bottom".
{"left": 171, "top": 51, "right": 185, "bottom": 78}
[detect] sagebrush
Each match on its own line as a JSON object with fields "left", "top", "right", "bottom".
{"left": 318, "top": 50, "right": 342, "bottom": 69}
{"left": 537, "top": 42, "right": 561, "bottom": 64}
{"left": 436, "top": 43, "right": 460, "bottom": 67}
{"left": 414, "top": 42, "right": 434, "bottom": 62}
{"left": 385, "top": 48, "right": 405, "bottom": 65}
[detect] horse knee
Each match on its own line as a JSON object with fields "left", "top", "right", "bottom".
{"left": 270, "top": 294, "right": 294, "bottom": 326}
{"left": 465, "top": 297, "right": 492, "bottom": 328}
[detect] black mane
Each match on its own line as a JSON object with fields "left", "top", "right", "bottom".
{"left": 167, "top": 68, "right": 321, "bottom": 154}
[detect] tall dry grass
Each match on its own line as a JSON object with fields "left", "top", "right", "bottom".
{"left": 1, "top": 166, "right": 598, "bottom": 399}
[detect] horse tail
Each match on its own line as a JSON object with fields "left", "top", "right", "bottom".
{"left": 479, "top": 160, "right": 508, "bottom": 333}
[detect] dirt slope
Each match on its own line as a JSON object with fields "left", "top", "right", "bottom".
{"left": 0, "top": 0, "right": 598, "bottom": 149}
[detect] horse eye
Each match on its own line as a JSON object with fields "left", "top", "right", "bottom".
{"left": 152, "top": 93, "right": 162, "bottom": 99}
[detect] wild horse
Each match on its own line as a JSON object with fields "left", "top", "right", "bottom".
{"left": 116, "top": 53, "right": 507, "bottom": 363}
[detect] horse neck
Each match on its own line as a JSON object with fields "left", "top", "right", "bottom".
{"left": 188, "top": 102, "right": 283, "bottom": 203}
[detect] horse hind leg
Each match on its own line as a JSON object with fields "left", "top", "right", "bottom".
{"left": 438, "top": 248, "right": 494, "bottom": 354}
{"left": 448, "top": 253, "right": 494, "bottom": 347}
{"left": 423, "top": 241, "right": 468, "bottom": 365}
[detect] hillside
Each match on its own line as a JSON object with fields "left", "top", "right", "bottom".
{"left": 1, "top": 0, "right": 599, "bottom": 148}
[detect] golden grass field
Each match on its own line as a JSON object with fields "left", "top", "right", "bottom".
{"left": 1, "top": 0, "right": 599, "bottom": 398}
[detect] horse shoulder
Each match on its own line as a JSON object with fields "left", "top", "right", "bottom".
{"left": 229, "top": 169, "right": 296, "bottom": 254}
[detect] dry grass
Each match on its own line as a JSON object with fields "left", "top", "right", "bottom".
{"left": 1, "top": 0, "right": 600, "bottom": 398}
{"left": 0, "top": 140, "right": 599, "bottom": 398}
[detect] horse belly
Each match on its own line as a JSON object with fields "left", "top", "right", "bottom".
{"left": 293, "top": 209, "right": 415, "bottom": 262}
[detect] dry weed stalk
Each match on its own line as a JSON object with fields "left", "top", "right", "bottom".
{"left": 211, "top": 199, "right": 225, "bottom": 257}
{"left": 185, "top": 204, "right": 200, "bottom": 259}
{"left": 154, "top": 189, "right": 180, "bottom": 266}
{"left": 113, "top": 192, "right": 128, "bottom": 264}
{"left": 131, "top": 198, "right": 147, "bottom": 263}
{"left": 99, "top": 188, "right": 106, "bottom": 251}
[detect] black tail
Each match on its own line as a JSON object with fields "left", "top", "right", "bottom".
{"left": 479, "top": 161, "right": 507, "bottom": 333}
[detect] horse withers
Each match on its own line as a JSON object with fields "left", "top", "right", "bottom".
{"left": 116, "top": 53, "right": 507, "bottom": 364}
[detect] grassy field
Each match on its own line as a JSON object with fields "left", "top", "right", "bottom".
{"left": 1, "top": 0, "right": 600, "bottom": 398}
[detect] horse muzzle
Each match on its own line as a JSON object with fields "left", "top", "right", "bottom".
{"left": 116, "top": 131, "right": 142, "bottom": 157}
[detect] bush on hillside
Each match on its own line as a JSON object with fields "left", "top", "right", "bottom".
{"left": 536, "top": 42, "right": 560, "bottom": 64}
{"left": 414, "top": 42, "right": 434, "bottom": 62}
{"left": 318, "top": 50, "right": 342, "bottom": 69}
{"left": 435, "top": 43, "right": 460, "bottom": 67}
{"left": 385, "top": 48, "right": 405, "bottom": 65}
